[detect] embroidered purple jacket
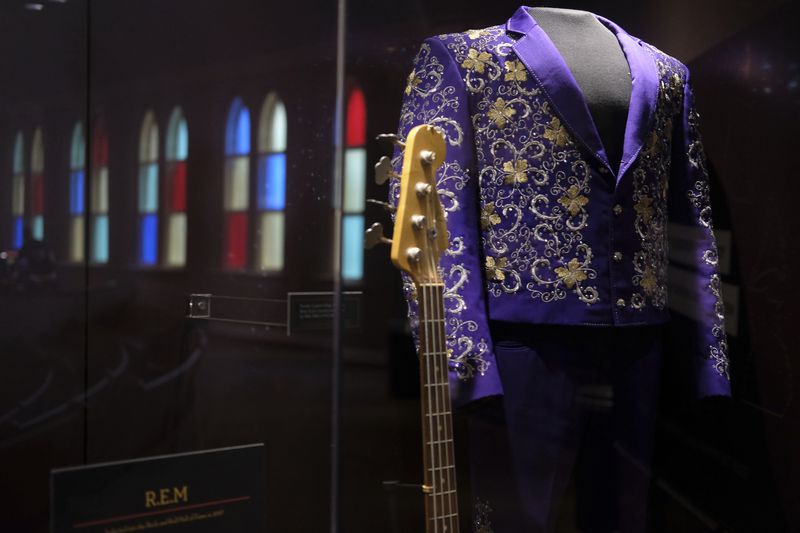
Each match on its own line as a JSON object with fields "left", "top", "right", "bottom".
{"left": 390, "top": 6, "right": 730, "bottom": 406}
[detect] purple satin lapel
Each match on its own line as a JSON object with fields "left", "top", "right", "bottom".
{"left": 507, "top": 6, "right": 660, "bottom": 184}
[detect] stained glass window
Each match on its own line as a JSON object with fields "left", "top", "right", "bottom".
{"left": 138, "top": 111, "right": 159, "bottom": 266}
{"left": 224, "top": 97, "right": 251, "bottom": 269}
{"left": 256, "top": 92, "right": 287, "bottom": 272}
{"left": 165, "top": 107, "right": 188, "bottom": 267}
{"left": 91, "top": 119, "right": 110, "bottom": 263}
{"left": 69, "top": 122, "right": 86, "bottom": 262}
{"left": 11, "top": 131, "right": 24, "bottom": 249}
{"left": 30, "top": 128, "right": 45, "bottom": 241}
{"left": 342, "top": 86, "right": 367, "bottom": 281}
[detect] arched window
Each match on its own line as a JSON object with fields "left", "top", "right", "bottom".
{"left": 165, "top": 106, "right": 188, "bottom": 267}
{"left": 69, "top": 122, "right": 86, "bottom": 262}
{"left": 223, "top": 97, "right": 251, "bottom": 269}
{"left": 30, "top": 127, "right": 45, "bottom": 241}
{"left": 11, "top": 131, "right": 24, "bottom": 248}
{"left": 91, "top": 119, "right": 110, "bottom": 263}
{"left": 256, "top": 92, "right": 286, "bottom": 272}
{"left": 342, "top": 86, "right": 367, "bottom": 281}
{"left": 138, "top": 110, "right": 159, "bottom": 265}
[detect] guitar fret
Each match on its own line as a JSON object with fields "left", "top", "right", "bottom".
{"left": 426, "top": 438, "right": 453, "bottom": 445}
{"left": 427, "top": 465, "right": 456, "bottom": 470}
{"left": 426, "top": 411, "right": 452, "bottom": 416}
{"left": 430, "top": 513, "right": 459, "bottom": 520}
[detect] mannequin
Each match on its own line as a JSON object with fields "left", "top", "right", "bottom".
{"left": 529, "top": 7, "right": 631, "bottom": 171}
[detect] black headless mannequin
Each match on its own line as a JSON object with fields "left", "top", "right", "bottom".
{"left": 529, "top": 7, "right": 632, "bottom": 173}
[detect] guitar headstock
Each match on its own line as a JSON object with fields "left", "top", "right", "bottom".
{"left": 389, "top": 125, "right": 448, "bottom": 286}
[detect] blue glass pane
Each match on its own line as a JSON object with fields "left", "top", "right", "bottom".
{"left": 342, "top": 214, "right": 364, "bottom": 281}
{"left": 258, "top": 153, "right": 286, "bottom": 210}
{"left": 13, "top": 217, "right": 23, "bottom": 249}
{"left": 139, "top": 214, "right": 158, "bottom": 265}
{"left": 70, "top": 170, "right": 85, "bottom": 214}
{"left": 32, "top": 216, "right": 44, "bottom": 241}
{"left": 225, "top": 98, "right": 251, "bottom": 156}
{"left": 138, "top": 163, "right": 158, "bottom": 212}
{"left": 93, "top": 215, "right": 109, "bottom": 263}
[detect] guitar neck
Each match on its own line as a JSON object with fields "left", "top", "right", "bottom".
{"left": 417, "top": 282, "right": 460, "bottom": 533}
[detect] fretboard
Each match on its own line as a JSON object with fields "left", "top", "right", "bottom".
{"left": 418, "top": 283, "right": 460, "bottom": 533}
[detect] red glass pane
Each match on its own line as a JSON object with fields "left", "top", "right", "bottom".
{"left": 92, "top": 120, "right": 109, "bottom": 168}
{"left": 170, "top": 161, "right": 187, "bottom": 212}
{"left": 32, "top": 174, "right": 44, "bottom": 214}
{"left": 346, "top": 87, "right": 366, "bottom": 147}
{"left": 225, "top": 212, "right": 248, "bottom": 269}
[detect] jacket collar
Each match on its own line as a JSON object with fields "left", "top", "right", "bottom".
{"left": 506, "top": 6, "right": 659, "bottom": 182}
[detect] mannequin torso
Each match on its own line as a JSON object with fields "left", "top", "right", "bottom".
{"left": 529, "top": 7, "right": 631, "bottom": 171}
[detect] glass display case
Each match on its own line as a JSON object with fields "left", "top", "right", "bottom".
{"left": 0, "top": 1, "right": 798, "bottom": 532}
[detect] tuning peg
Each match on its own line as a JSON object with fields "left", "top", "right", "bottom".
{"left": 364, "top": 222, "right": 392, "bottom": 249}
{"left": 366, "top": 198, "right": 397, "bottom": 213}
{"left": 376, "top": 133, "right": 406, "bottom": 149}
{"left": 374, "top": 156, "right": 399, "bottom": 185}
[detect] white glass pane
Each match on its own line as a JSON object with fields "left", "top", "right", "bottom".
{"left": 13, "top": 132, "right": 24, "bottom": 174}
{"left": 165, "top": 213, "right": 187, "bottom": 267}
{"left": 257, "top": 212, "right": 284, "bottom": 272}
{"left": 92, "top": 167, "right": 109, "bottom": 213}
{"left": 139, "top": 163, "right": 159, "bottom": 212}
{"left": 31, "top": 128, "right": 44, "bottom": 172}
{"left": 224, "top": 156, "right": 249, "bottom": 211}
{"left": 70, "top": 216, "right": 84, "bottom": 262}
{"left": 176, "top": 118, "right": 188, "bottom": 160}
{"left": 344, "top": 148, "right": 367, "bottom": 213}
{"left": 71, "top": 122, "right": 85, "bottom": 168}
{"left": 139, "top": 111, "right": 159, "bottom": 162}
{"left": 12, "top": 176, "right": 25, "bottom": 215}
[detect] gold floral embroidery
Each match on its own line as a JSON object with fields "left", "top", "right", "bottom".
{"left": 480, "top": 202, "right": 501, "bottom": 230}
{"left": 640, "top": 266, "right": 657, "bottom": 295}
{"left": 554, "top": 258, "right": 588, "bottom": 289}
{"left": 543, "top": 116, "right": 570, "bottom": 147}
{"left": 467, "top": 29, "right": 489, "bottom": 39}
{"left": 558, "top": 185, "right": 589, "bottom": 216}
{"left": 485, "top": 256, "right": 509, "bottom": 281}
{"left": 404, "top": 70, "right": 422, "bottom": 95}
{"left": 634, "top": 196, "right": 655, "bottom": 223}
{"left": 504, "top": 59, "right": 527, "bottom": 82}
{"left": 502, "top": 159, "right": 528, "bottom": 185}
{"left": 643, "top": 131, "right": 660, "bottom": 157}
{"left": 461, "top": 47, "right": 492, "bottom": 73}
{"left": 487, "top": 97, "right": 516, "bottom": 127}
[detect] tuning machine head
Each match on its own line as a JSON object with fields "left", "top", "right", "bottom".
{"left": 374, "top": 155, "right": 399, "bottom": 185}
{"left": 376, "top": 133, "right": 406, "bottom": 149}
{"left": 364, "top": 222, "right": 392, "bottom": 249}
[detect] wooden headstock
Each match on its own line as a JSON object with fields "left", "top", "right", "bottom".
{"left": 390, "top": 125, "right": 448, "bottom": 286}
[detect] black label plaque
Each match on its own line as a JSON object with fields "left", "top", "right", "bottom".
{"left": 51, "top": 443, "right": 264, "bottom": 533}
{"left": 287, "top": 291, "right": 361, "bottom": 335}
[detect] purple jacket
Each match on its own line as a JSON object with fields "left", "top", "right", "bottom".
{"left": 390, "top": 6, "right": 730, "bottom": 406}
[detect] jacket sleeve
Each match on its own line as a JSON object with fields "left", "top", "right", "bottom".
{"left": 389, "top": 37, "right": 503, "bottom": 407}
{"left": 667, "top": 67, "right": 731, "bottom": 399}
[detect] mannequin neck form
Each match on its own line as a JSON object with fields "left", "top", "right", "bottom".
{"left": 528, "top": 7, "right": 632, "bottom": 171}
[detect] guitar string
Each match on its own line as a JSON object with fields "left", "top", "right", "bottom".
{"left": 424, "top": 171, "right": 445, "bottom": 531}
{"left": 422, "top": 283, "right": 438, "bottom": 533}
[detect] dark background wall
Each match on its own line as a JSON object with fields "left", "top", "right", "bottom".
{"left": 0, "top": 1, "right": 797, "bottom": 532}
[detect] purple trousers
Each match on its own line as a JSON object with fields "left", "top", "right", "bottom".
{"left": 464, "top": 322, "right": 665, "bottom": 533}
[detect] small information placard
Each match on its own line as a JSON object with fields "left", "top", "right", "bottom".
{"left": 287, "top": 291, "right": 362, "bottom": 335}
{"left": 51, "top": 443, "right": 264, "bottom": 533}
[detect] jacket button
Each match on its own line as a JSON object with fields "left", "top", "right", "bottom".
{"left": 616, "top": 298, "right": 626, "bottom": 308}
{"left": 613, "top": 204, "right": 623, "bottom": 215}
{"left": 613, "top": 251, "right": 623, "bottom": 262}
{"left": 599, "top": 167, "right": 609, "bottom": 174}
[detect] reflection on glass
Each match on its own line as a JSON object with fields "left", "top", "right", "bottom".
{"left": 30, "top": 127, "right": 45, "bottom": 240}
{"left": 342, "top": 85, "right": 366, "bottom": 281}
{"left": 69, "top": 121, "right": 86, "bottom": 262}
{"left": 256, "top": 92, "right": 287, "bottom": 272}
{"left": 91, "top": 119, "right": 110, "bottom": 263}
{"left": 11, "top": 131, "right": 24, "bottom": 248}
{"left": 224, "top": 97, "right": 251, "bottom": 269}
{"left": 165, "top": 106, "right": 188, "bottom": 267}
